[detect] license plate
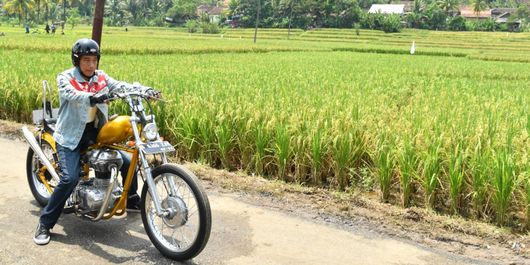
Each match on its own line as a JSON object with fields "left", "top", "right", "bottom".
{"left": 140, "top": 141, "right": 175, "bottom": 154}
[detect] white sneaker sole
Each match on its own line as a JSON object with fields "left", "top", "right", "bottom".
{"left": 33, "top": 236, "right": 50, "bottom": 245}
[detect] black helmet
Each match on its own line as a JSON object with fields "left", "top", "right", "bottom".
{"left": 71, "top": 38, "right": 100, "bottom": 67}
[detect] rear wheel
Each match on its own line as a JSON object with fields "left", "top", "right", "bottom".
{"left": 141, "top": 164, "right": 211, "bottom": 261}
{"left": 26, "top": 137, "right": 58, "bottom": 207}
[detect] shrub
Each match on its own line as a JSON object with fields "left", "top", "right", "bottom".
{"left": 448, "top": 16, "right": 467, "bottom": 31}
{"left": 405, "top": 12, "right": 424, "bottom": 29}
{"left": 361, "top": 13, "right": 401, "bottom": 33}
{"left": 382, "top": 15, "right": 402, "bottom": 33}
{"left": 425, "top": 5, "right": 447, "bottom": 30}
{"left": 201, "top": 22, "right": 220, "bottom": 34}
{"left": 497, "top": 23, "right": 508, "bottom": 32}
{"left": 272, "top": 17, "right": 290, "bottom": 28}
{"left": 470, "top": 19, "right": 497, "bottom": 31}
{"left": 360, "top": 13, "right": 385, "bottom": 30}
{"left": 185, "top": 19, "right": 199, "bottom": 33}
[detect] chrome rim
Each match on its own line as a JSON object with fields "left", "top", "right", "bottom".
{"left": 31, "top": 142, "right": 57, "bottom": 199}
{"left": 145, "top": 173, "right": 200, "bottom": 252}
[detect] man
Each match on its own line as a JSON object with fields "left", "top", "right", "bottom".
{"left": 33, "top": 38, "right": 159, "bottom": 245}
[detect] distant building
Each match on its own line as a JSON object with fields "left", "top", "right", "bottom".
{"left": 196, "top": 4, "right": 227, "bottom": 24}
{"left": 491, "top": 8, "right": 523, "bottom": 31}
{"left": 459, "top": 6, "right": 491, "bottom": 19}
{"left": 491, "top": 8, "right": 518, "bottom": 22}
{"left": 368, "top": 4, "right": 406, "bottom": 15}
{"left": 458, "top": 6, "right": 524, "bottom": 30}
{"left": 196, "top": 4, "right": 211, "bottom": 16}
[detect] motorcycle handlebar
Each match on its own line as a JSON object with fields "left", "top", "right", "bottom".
{"left": 98, "top": 83, "right": 163, "bottom": 102}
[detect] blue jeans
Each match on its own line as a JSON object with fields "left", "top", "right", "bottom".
{"left": 39, "top": 124, "right": 138, "bottom": 229}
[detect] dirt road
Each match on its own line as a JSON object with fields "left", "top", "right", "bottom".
{"left": 0, "top": 136, "right": 494, "bottom": 265}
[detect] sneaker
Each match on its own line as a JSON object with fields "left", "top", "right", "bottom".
{"left": 126, "top": 194, "right": 141, "bottom": 213}
{"left": 126, "top": 201, "right": 141, "bottom": 213}
{"left": 33, "top": 223, "right": 50, "bottom": 245}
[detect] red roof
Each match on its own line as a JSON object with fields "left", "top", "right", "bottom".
{"left": 459, "top": 6, "right": 491, "bottom": 18}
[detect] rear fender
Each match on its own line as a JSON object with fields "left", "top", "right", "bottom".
{"left": 40, "top": 132, "right": 56, "bottom": 152}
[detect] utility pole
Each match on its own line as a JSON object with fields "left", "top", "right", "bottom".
{"left": 62, "top": 0, "right": 66, "bottom": 34}
{"left": 253, "top": 0, "right": 260, "bottom": 44}
{"left": 288, "top": 2, "right": 293, "bottom": 40}
{"left": 92, "top": 0, "right": 106, "bottom": 46}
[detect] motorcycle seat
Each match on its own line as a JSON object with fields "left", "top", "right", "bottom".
{"left": 44, "top": 118, "right": 56, "bottom": 133}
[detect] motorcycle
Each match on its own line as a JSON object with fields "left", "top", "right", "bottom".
{"left": 22, "top": 80, "right": 211, "bottom": 261}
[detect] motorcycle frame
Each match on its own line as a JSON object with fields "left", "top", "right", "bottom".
{"left": 34, "top": 130, "right": 137, "bottom": 218}
{"left": 33, "top": 86, "right": 176, "bottom": 220}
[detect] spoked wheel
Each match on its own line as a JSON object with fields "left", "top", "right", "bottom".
{"left": 141, "top": 164, "right": 211, "bottom": 261}
{"left": 26, "top": 137, "right": 58, "bottom": 207}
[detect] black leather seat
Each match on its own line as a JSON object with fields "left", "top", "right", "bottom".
{"left": 44, "top": 118, "right": 56, "bottom": 133}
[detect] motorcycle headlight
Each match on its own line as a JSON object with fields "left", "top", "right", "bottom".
{"left": 142, "top": 123, "right": 158, "bottom": 141}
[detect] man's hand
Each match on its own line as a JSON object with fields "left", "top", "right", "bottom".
{"left": 89, "top": 94, "right": 109, "bottom": 106}
{"left": 144, "top": 88, "right": 162, "bottom": 99}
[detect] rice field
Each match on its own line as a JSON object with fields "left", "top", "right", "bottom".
{"left": 1, "top": 26, "right": 529, "bottom": 60}
{"left": 1, "top": 25, "right": 530, "bottom": 228}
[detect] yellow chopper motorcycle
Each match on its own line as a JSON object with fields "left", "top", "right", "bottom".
{"left": 22, "top": 81, "right": 211, "bottom": 261}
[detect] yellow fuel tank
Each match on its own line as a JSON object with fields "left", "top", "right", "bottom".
{"left": 97, "top": 115, "right": 134, "bottom": 145}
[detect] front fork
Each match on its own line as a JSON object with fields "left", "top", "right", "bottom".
{"left": 140, "top": 151, "right": 178, "bottom": 217}
{"left": 127, "top": 98, "right": 178, "bottom": 218}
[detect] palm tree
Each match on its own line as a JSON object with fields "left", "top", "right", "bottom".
{"left": 55, "top": 0, "right": 66, "bottom": 25}
{"left": 56, "top": 0, "right": 78, "bottom": 22}
{"left": 79, "top": 0, "right": 94, "bottom": 16}
{"left": 472, "top": 0, "right": 488, "bottom": 16}
{"left": 34, "top": 0, "right": 40, "bottom": 21}
{"left": 3, "top": 0, "right": 35, "bottom": 24}
{"left": 40, "top": 0, "right": 51, "bottom": 22}
{"left": 413, "top": 0, "right": 424, "bottom": 13}
{"left": 280, "top": 0, "right": 301, "bottom": 38}
{"left": 105, "top": 0, "right": 131, "bottom": 26}
{"left": 437, "top": 0, "right": 460, "bottom": 16}
{"left": 126, "top": 0, "right": 141, "bottom": 24}
{"left": 54, "top": 0, "right": 77, "bottom": 31}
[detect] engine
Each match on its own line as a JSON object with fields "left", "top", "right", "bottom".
{"left": 74, "top": 149, "right": 124, "bottom": 213}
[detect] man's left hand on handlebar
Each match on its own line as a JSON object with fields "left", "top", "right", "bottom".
{"left": 144, "top": 88, "right": 162, "bottom": 99}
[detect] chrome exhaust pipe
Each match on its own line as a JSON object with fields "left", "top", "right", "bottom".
{"left": 92, "top": 166, "right": 118, "bottom": 221}
{"left": 22, "top": 126, "right": 61, "bottom": 183}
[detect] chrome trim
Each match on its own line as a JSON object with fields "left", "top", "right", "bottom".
{"left": 141, "top": 151, "right": 168, "bottom": 217}
{"left": 92, "top": 166, "right": 118, "bottom": 221}
{"left": 22, "top": 126, "right": 60, "bottom": 183}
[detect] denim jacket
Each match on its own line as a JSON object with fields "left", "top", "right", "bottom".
{"left": 53, "top": 67, "right": 125, "bottom": 150}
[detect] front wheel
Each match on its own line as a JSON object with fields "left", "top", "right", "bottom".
{"left": 141, "top": 164, "right": 212, "bottom": 261}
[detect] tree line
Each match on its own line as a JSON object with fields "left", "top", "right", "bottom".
{"left": 1, "top": 0, "right": 529, "bottom": 32}
{"left": 229, "top": 0, "right": 529, "bottom": 32}
{"left": 0, "top": 0, "right": 188, "bottom": 27}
